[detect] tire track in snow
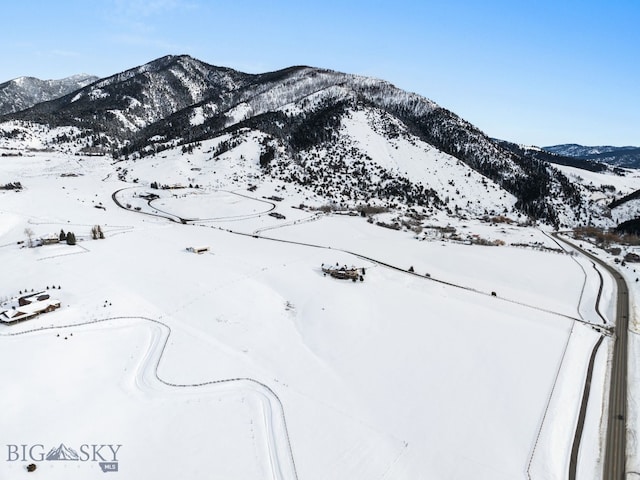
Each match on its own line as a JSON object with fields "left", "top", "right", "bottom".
{"left": 546, "top": 231, "right": 608, "bottom": 325}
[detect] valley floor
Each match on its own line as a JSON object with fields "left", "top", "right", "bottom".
{"left": 0, "top": 152, "right": 622, "bottom": 479}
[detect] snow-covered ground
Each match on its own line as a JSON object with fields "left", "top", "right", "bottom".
{"left": 554, "top": 164, "right": 640, "bottom": 196}
{"left": 0, "top": 150, "right": 618, "bottom": 479}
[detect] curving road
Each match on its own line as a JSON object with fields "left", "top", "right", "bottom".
{"left": 554, "top": 234, "right": 628, "bottom": 480}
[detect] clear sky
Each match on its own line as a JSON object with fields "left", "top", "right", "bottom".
{"left": 2, "top": 0, "right": 638, "bottom": 147}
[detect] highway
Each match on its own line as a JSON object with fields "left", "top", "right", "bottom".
{"left": 555, "top": 235, "right": 628, "bottom": 480}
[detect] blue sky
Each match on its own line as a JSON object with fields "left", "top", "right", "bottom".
{"left": 2, "top": 0, "right": 638, "bottom": 146}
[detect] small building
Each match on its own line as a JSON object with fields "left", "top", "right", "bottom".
{"left": 186, "top": 246, "right": 210, "bottom": 254}
{"left": 32, "top": 234, "right": 60, "bottom": 247}
{"left": 40, "top": 235, "right": 60, "bottom": 245}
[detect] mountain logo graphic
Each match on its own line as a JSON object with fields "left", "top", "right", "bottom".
{"left": 45, "top": 443, "right": 80, "bottom": 461}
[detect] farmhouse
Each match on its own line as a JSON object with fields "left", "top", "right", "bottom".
{"left": 40, "top": 235, "right": 60, "bottom": 245}
{"left": 0, "top": 298, "right": 61, "bottom": 325}
{"left": 32, "top": 234, "right": 60, "bottom": 247}
{"left": 322, "top": 264, "right": 365, "bottom": 282}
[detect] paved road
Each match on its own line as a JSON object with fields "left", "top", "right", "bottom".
{"left": 556, "top": 235, "right": 628, "bottom": 480}
{"left": 602, "top": 265, "right": 629, "bottom": 480}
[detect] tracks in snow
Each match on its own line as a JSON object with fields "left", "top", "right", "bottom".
{"left": 0, "top": 316, "right": 299, "bottom": 480}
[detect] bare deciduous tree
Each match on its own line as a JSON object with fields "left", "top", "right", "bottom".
{"left": 24, "top": 228, "right": 34, "bottom": 248}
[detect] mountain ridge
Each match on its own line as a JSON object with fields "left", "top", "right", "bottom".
{"left": 0, "top": 54, "right": 627, "bottom": 228}
{"left": 544, "top": 144, "right": 640, "bottom": 169}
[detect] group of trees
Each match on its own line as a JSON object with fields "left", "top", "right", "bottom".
{"left": 56, "top": 226, "right": 104, "bottom": 245}
{"left": 90, "top": 225, "right": 105, "bottom": 240}
{"left": 150, "top": 181, "right": 200, "bottom": 189}
{"left": 0, "top": 181, "right": 22, "bottom": 190}
{"left": 181, "top": 142, "right": 202, "bottom": 154}
{"left": 259, "top": 145, "right": 276, "bottom": 168}
{"left": 59, "top": 230, "right": 77, "bottom": 245}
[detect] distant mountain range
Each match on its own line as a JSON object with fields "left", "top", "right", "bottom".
{"left": 0, "top": 74, "right": 99, "bottom": 115}
{"left": 495, "top": 140, "right": 610, "bottom": 173}
{"left": 0, "top": 54, "right": 634, "bottom": 228}
{"left": 543, "top": 144, "right": 640, "bottom": 169}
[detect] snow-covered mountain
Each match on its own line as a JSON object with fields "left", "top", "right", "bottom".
{"left": 0, "top": 74, "right": 98, "bottom": 115}
{"left": 0, "top": 55, "right": 630, "bottom": 228}
{"left": 544, "top": 144, "right": 640, "bottom": 169}
{"left": 545, "top": 144, "right": 634, "bottom": 157}
{"left": 495, "top": 139, "right": 609, "bottom": 173}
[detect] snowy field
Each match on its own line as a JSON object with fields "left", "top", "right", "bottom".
{"left": 0, "top": 151, "right": 615, "bottom": 479}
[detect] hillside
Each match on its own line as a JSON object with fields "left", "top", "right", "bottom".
{"left": 1, "top": 55, "right": 637, "bottom": 229}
